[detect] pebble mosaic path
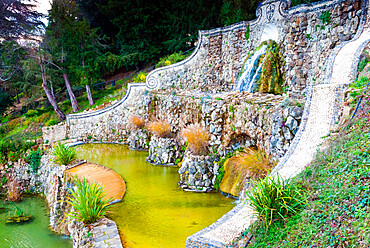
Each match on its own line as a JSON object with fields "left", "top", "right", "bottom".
{"left": 187, "top": 10, "right": 370, "bottom": 248}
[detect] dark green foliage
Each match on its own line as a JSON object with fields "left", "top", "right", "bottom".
{"left": 94, "top": 52, "right": 138, "bottom": 76}
{"left": 156, "top": 52, "right": 188, "bottom": 68}
{"left": 319, "top": 10, "right": 332, "bottom": 25}
{"left": 77, "top": 0, "right": 266, "bottom": 69}
{"left": 358, "top": 57, "right": 369, "bottom": 73}
{"left": 291, "top": 0, "right": 321, "bottom": 6}
{"left": 0, "top": 90, "right": 13, "bottom": 116}
{"left": 0, "top": 0, "right": 44, "bottom": 40}
{"left": 220, "top": 1, "right": 262, "bottom": 26}
{"left": 26, "top": 148, "right": 42, "bottom": 173}
{"left": 0, "top": 132, "right": 36, "bottom": 163}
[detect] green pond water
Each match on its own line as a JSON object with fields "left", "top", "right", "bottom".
{"left": 76, "top": 143, "right": 235, "bottom": 248}
{"left": 0, "top": 197, "right": 72, "bottom": 248}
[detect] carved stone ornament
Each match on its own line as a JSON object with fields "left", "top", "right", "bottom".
{"left": 266, "top": 4, "right": 275, "bottom": 21}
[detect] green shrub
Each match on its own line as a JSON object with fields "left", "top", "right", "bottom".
{"left": 24, "top": 109, "right": 38, "bottom": 118}
{"left": 45, "top": 118, "right": 59, "bottom": 126}
{"left": 0, "top": 90, "right": 13, "bottom": 116}
{"left": 156, "top": 52, "right": 187, "bottom": 68}
{"left": 66, "top": 177, "right": 112, "bottom": 224}
{"left": 214, "top": 165, "right": 225, "bottom": 191}
{"left": 26, "top": 148, "right": 42, "bottom": 173}
{"left": 52, "top": 142, "right": 76, "bottom": 165}
{"left": 132, "top": 72, "right": 148, "bottom": 83}
{"left": 246, "top": 175, "right": 307, "bottom": 228}
{"left": 351, "top": 76, "right": 369, "bottom": 89}
{"left": 1, "top": 176, "right": 8, "bottom": 186}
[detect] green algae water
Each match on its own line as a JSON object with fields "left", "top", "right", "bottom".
{"left": 76, "top": 143, "right": 234, "bottom": 248}
{"left": 0, "top": 197, "right": 72, "bottom": 248}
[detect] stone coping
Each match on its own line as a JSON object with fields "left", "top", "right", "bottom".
{"left": 66, "top": 82, "right": 146, "bottom": 122}
{"left": 89, "top": 218, "right": 123, "bottom": 248}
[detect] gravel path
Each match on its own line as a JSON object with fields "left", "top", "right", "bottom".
{"left": 187, "top": 15, "right": 370, "bottom": 248}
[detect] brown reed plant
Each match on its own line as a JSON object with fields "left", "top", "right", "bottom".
{"left": 128, "top": 115, "right": 145, "bottom": 130}
{"left": 147, "top": 120, "right": 171, "bottom": 138}
{"left": 231, "top": 148, "right": 272, "bottom": 180}
{"left": 180, "top": 123, "right": 210, "bottom": 156}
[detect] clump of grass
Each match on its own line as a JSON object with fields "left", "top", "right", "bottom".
{"left": 246, "top": 175, "right": 307, "bottom": 228}
{"left": 232, "top": 148, "right": 272, "bottom": 180}
{"left": 147, "top": 120, "right": 171, "bottom": 138}
{"left": 66, "top": 177, "right": 112, "bottom": 224}
{"left": 52, "top": 142, "right": 76, "bottom": 165}
{"left": 180, "top": 123, "right": 210, "bottom": 155}
{"left": 128, "top": 115, "right": 145, "bottom": 130}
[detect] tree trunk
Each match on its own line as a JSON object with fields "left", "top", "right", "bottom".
{"left": 63, "top": 73, "right": 79, "bottom": 112}
{"left": 86, "top": 84, "right": 94, "bottom": 106}
{"left": 49, "top": 80, "right": 55, "bottom": 100}
{"left": 42, "top": 73, "right": 65, "bottom": 120}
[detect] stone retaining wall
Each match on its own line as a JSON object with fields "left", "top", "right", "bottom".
{"left": 67, "top": 88, "right": 303, "bottom": 163}
{"left": 146, "top": 0, "right": 365, "bottom": 94}
{"left": 147, "top": 136, "right": 182, "bottom": 165}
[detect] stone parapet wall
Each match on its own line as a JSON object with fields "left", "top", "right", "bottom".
{"left": 67, "top": 83, "right": 149, "bottom": 143}
{"left": 283, "top": 0, "right": 363, "bottom": 93}
{"left": 42, "top": 122, "right": 67, "bottom": 144}
{"left": 146, "top": 0, "right": 366, "bottom": 94}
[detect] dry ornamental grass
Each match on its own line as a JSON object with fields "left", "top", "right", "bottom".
{"left": 232, "top": 148, "right": 272, "bottom": 180}
{"left": 147, "top": 120, "right": 171, "bottom": 138}
{"left": 180, "top": 123, "right": 210, "bottom": 155}
{"left": 128, "top": 115, "right": 145, "bottom": 129}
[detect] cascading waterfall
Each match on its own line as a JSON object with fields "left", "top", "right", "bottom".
{"left": 235, "top": 45, "right": 267, "bottom": 92}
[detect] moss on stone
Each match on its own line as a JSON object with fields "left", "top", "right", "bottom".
{"left": 257, "top": 40, "right": 284, "bottom": 95}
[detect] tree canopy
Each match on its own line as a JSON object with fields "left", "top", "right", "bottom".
{"left": 0, "top": 0, "right": 44, "bottom": 40}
